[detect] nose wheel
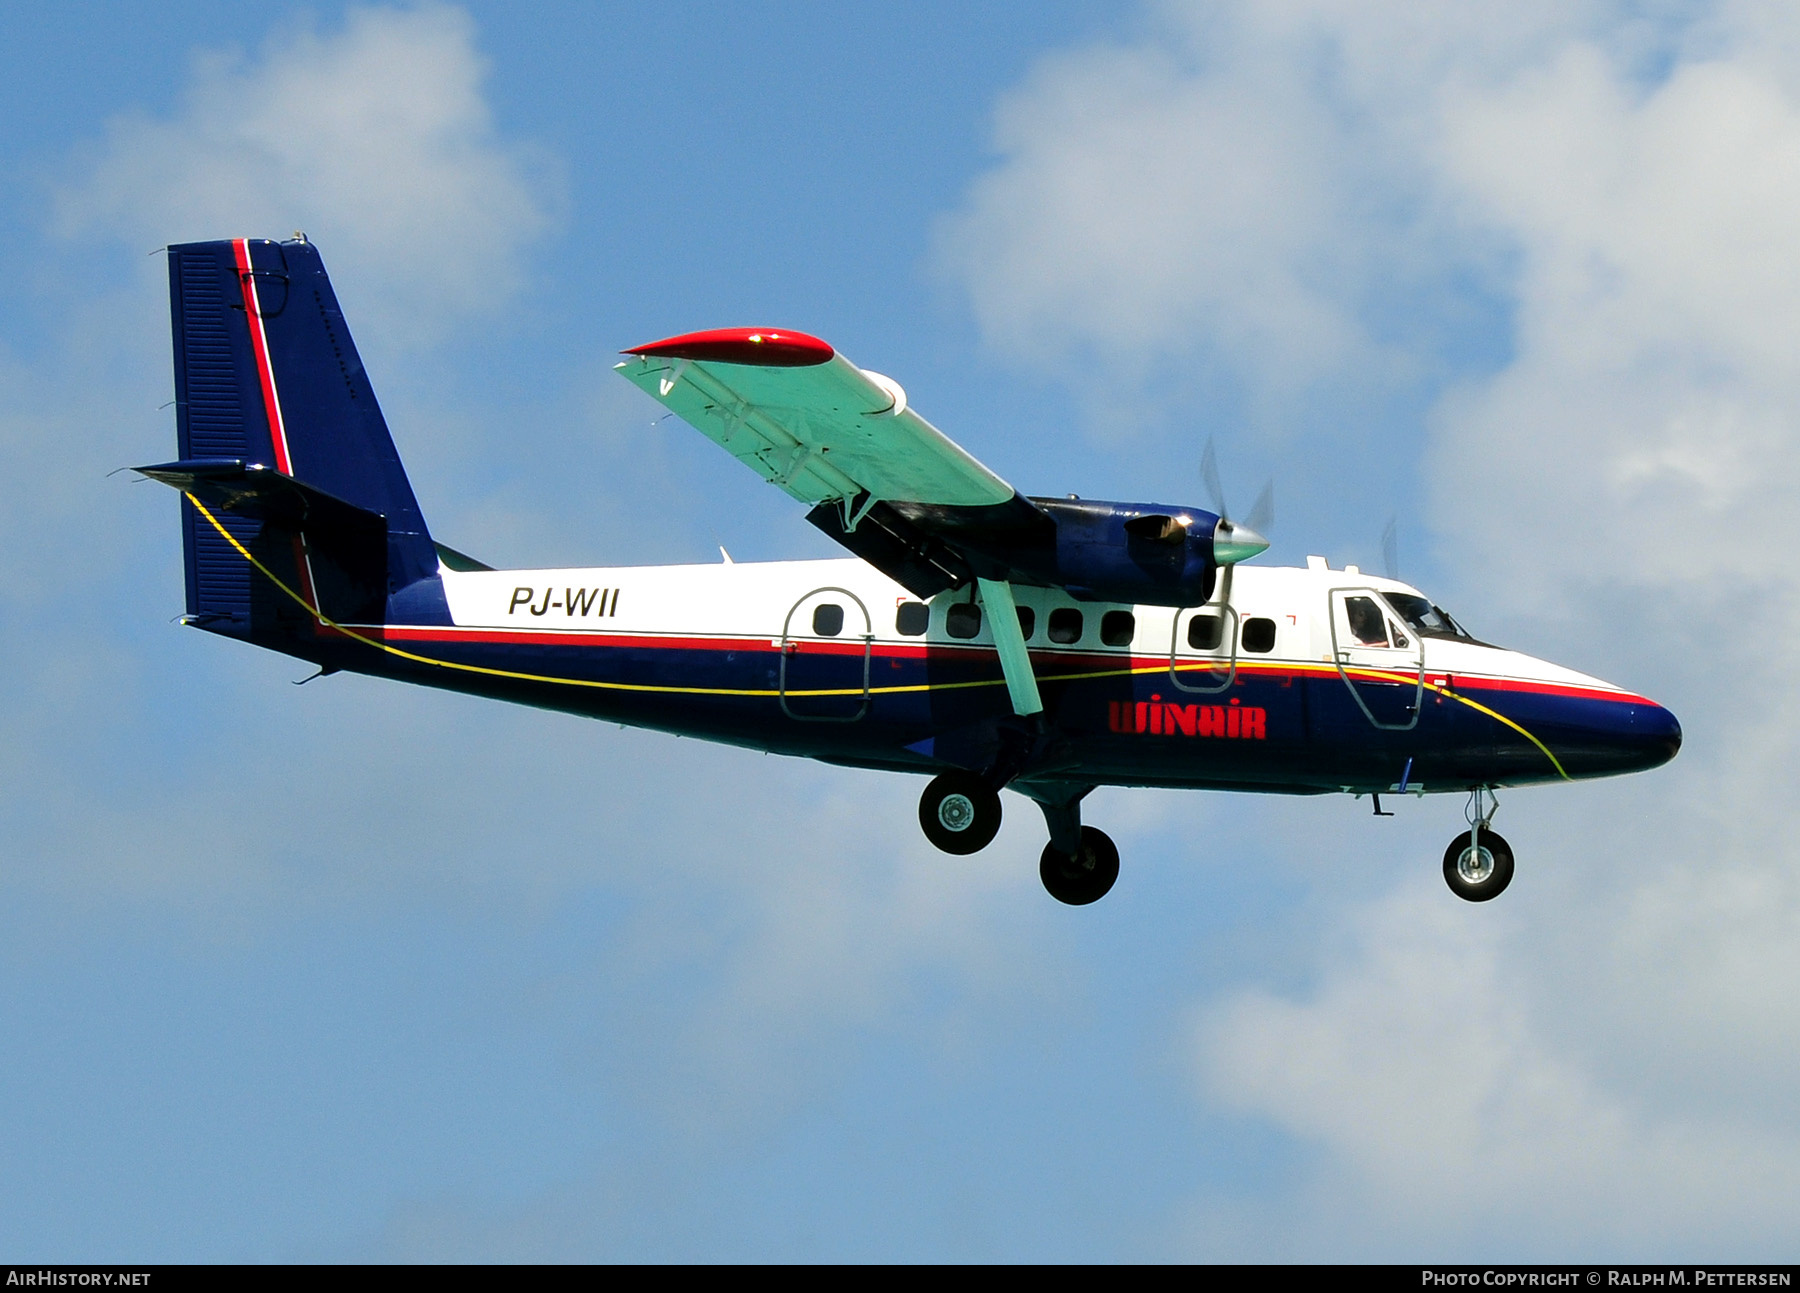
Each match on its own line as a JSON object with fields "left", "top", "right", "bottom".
{"left": 1442, "top": 828, "right": 1514, "bottom": 901}
{"left": 1443, "top": 786, "right": 1513, "bottom": 901}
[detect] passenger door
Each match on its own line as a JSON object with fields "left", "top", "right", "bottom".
{"left": 1169, "top": 605, "right": 1237, "bottom": 694}
{"left": 779, "top": 588, "right": 872, "bottom": 721}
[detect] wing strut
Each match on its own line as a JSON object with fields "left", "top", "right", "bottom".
{"left": 976, "top": 578, "right": 1043, "bottom": 717}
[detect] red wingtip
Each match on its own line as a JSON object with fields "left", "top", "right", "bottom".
{"left": 622, "top": 327, "right": 835, "bottom": 368}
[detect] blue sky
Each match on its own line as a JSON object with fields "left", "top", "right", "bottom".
{"left": 3, "top": 1, "right": 1798, "bottom": 1261}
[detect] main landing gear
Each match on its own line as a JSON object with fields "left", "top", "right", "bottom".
{"left": 917, "top": 773, "right": 1118, "bottom": 905}
{"left": 1442, "top": 786, "right": 1513, "bottom": 902}
{"left": 918, "top": 772, "right": 1002, "bottom": 855}
{"left": 1039, "top": 827, "right": 1119, "bottom": 906}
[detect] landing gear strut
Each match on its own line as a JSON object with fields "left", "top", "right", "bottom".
{"left": 918, "top": 772, "right": 1002, "bottom": 855}
{"left": 1444, "top": 786, "right": 1513, "bottom": 902}
{"left": 1029, "top": 784, "right": 1117, "bottom": 905}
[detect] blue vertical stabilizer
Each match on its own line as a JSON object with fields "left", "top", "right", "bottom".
{"left": 159, "top": 238, "right": 440, "bottom": 638}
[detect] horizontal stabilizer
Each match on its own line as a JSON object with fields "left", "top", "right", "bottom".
{"left": 136, "top": 457, "right": 386, "bottom": 544}
{"left": 138, "top": 457, "right": 389, "bottom": 626}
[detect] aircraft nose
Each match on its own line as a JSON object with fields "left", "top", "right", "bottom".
{"left": 1561, "top": 697, "right": 1681, "bottom": 777}
{"left": 1631, "top": 701, "right": 1682, "bottom": 769}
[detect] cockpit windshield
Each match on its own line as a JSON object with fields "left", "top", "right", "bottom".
{"left": 1383, "top": 593, "right": 1481, "bottom": 644}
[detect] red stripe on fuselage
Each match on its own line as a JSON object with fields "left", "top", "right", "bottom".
{"left": 234, "top": 239, "right": 292, "bottom": 476}
{"left": 1431, "top": 673, "right": 1652, "bottom": 704}
{"left": 353, "top": 626, "right": 1654, "bottom": 705}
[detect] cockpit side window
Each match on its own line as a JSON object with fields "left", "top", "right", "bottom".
{"left": 1345, "top": 596, "right": 1389, "bottom": 647}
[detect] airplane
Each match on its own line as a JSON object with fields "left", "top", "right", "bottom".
{"left": 136, "top": 237, "right": 1682, "bottom": 905}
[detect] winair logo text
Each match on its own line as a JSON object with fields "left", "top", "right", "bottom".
{"left": 1109, "top": 696, "right": 1267, "bottom": 739}
{"left": 508, "top": 587, "right": 620, "bottom": 618}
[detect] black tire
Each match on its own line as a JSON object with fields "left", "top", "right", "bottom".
{"left": 1442, "top": 829, "right": 1514, "bottom": 902}
{"left": 918, "top": 773, "right": 1002, "bottom": 855}
{"left": 1039, "top": 826, "right": 1120, "bottom": 906}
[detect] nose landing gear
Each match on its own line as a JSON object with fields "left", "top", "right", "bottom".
{"left": 1444, "top": 786, "right": 1513, "bottom": 902}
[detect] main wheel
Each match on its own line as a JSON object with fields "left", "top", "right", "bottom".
{"left": 918, "top": 773, "right": 1002, "bottom": 855}
{"left": 1039, "top": 826, "right": 1120, "bottom": 905}
{"left": 1442, "top": 829, "right": 1514, "bottom": 902}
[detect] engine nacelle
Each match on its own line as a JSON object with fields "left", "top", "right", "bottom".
{"left": 1018, "top": 496, "right": 1222, "bottom": 607}
{"left": 818, "top": 493, "right": 1263, "bottom": 605}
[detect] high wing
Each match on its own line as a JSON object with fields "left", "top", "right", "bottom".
{"left": 617, "top": 328, "right": 1007, "bottom": 509}
{"left": 615, "top": 328, "right": 1052, "bottom": 602}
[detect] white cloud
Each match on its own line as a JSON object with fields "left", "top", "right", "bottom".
{"left": 5, "top": 2, "right": 1044, "bottom": 1168}
{"left": 942, "top": 38, "right": 1356, "bottom": 378}
{"left": 1196, "top": 883, "right": 1800, "bottom": 1257}
{"left": 933, "top": 4, "right": 1609, "bottom": 429}
{"left": 1428, "top": 40, "right": 1800, "bottom": 603}
{"left": 53, "top": 4, "right": 558, "bottom": 345}
{"left": 943, "top": 0, "right": 1800, "bottom": 1253}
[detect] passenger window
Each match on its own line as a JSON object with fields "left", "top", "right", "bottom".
{"left": 1242, "top": 617, "right": 1277, "bottom": 653}
{"left": 1016, "top": 606, "right": 1036, "bottom": 640}
{"left": 1101, "top": 610, "right": 1135, "bottom": 647}
{"left": 1187, "top": 614, "right": 1224, "bottom": 651}
{"left": 812, "top": 603, "right": 844, "bottom": 637}
{"left": 1048, "top": 607, "right": 1083, "bottom": 644}
{"left": 946, "top": 603, "right": 982, "bottom": 640}
{"left": 896, "top": 601, "right": 928, "bottom": 636}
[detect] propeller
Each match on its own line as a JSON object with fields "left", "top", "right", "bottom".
{"left": 1199, "top": 438, "right": 1273, "bottom": 609}
{"left": 1381, "top": 514, "right": 1399, "bottom": 582}
{"left": 1200, "top": 439, "right": 1272, "bottom": 565}
{"left": 1175, "top": 438, "right": 1273, "bottom": 692}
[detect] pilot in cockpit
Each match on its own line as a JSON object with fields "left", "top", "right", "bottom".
{"left": 1346, "top": 596, "right": 1389, "bottom": 647}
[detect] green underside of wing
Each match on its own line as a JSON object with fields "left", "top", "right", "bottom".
{"left": 617, "top": 353, "right": 1014, "bottom": 509}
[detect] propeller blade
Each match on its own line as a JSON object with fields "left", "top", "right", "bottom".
{"left": 1200, "top": 438, "right": 1228, "bottom": 521}
{"left": 1245, "top": 479, "right": 1274, "bottom": 538}
{"left": 1201, "top": 442, "right": 1270, "bottom": 565}
{"left": 1382, "top": 515, "right": 1399, "bottom": 581}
